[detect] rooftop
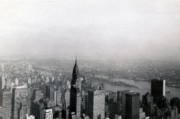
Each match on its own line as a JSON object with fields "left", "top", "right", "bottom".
{"left": 15, "top": 85, "right": 27, "bottom": 89}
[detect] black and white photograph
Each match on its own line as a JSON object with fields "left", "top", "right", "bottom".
{"left": 0, "top": 0, "right": 180, "bottom": 119}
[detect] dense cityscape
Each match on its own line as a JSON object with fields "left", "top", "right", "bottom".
{"left": 1, "top": 0, "right": 180, "bottom": 119}
{"left": 0, "top": 59, "right": 180, "bottom": 119}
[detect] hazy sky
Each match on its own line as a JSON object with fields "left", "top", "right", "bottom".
{"left": 0, "top": 0, "right": 180, "bottom": 60}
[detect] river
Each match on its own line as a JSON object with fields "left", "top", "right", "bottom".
{"left": 103, "top": 78, "right": 180, "bottom": 100}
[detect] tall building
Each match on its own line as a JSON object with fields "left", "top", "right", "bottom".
{"left": 53, "top": 106, "right": 62, "bottom": 119}
{"left": 28, "top": 77, "right": 32, "bottom": 86}
{"left": 0, "top": 76, "right": 3, "bottom": 107}
{"left": 65, "top": 89, "right": 70, "bottom": 108}
{"left": 54, "top": 87, "right": 62, "bottom": 106}
{"left": 15, "top": 78, "right": 19, "bottom": 86}
{"left": 171, "top": 106, "right": 178, "bottom": 119}
{"left": 122, "top": 91, "right": 140, "bottom": 119}
{"left": 142, "top": 93, "right": 153, "bottom": 107}
{"left": 46, "top": 84, "right": 55, "bottom": 101}
{"left": 11, "top": 85, "right": 28, "bottom": 119}
{"left": 69, "top": 59, "right": 81, "bottom": 119}
{"left": 1, "top": 63, "right": 5, "bottom": 90}
{"left": 17, "top": 100, "right": 28, "bottom": 119}
{"left": 142, "top": 93, "right": 154, "bottom": 116}
{"left": 117, "top": 90, "right": 129, "bottom": 117}
{"left": 45, "top": 109, "right": 53, "bottom": 119}
{"left": 31, "top": 89, "right": 43, "bottom": 101}
{"left": 1, "top": 76, "right": 5, "bottom": 91}
{"left": 87, "top": 90, "right": 105, "bottom": 119}
{"left": 105, "top": 92, "right": 119, "bottom": 119}
{"left": 30, "top": 101, "right": 44, "bottom": 119}
{"left": 2, "top": 90, "right": 12, "bottom": 119}
{"left": 151, "top": 79, "right": 166, "bottom": 103}
{"left": 121, "top": 90, "right": 131, "bottom": 119}
{"left": 139, "top": 108, "right": 146, "bottom": 119}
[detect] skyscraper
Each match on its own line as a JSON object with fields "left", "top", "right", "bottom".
{"left": 69, "top": 59, "right": 81, "bottom": 119}
{"left": 142, "top": 92, "right": 154, "bottom": 116}
{"left": 30, "top": 100, "right": 45, "bottom": 119}
{"left": 1, "top": 63, "right": 5, "bottom": 90}
{"left": 31, "top": 89, "right": 43, "bottom": 101}
{"left": 45, "top": 109, "right": 53, "bottom": 119}
{"left": 11, "top": 85, "right": 28, "bottom": 119}
{"left": 46, "top": 84, "right": 55, "bottom": 101}
{"left": 121, "top": 90, "right": 131, "bottom": 119}
{"left": 123, "top": 91, "right": 140, "bottom": 119}
{"left": 17, "top": 100, "right": 27, "bottom": 119}
{"left": 0, "top": 76, "right": 2, "bottom": 107}
{"left": 151, "top": 79, "right": 166, "bottom": 103}
{"left": 87, "top": 89, "right": 105, "bottom": 119}
{"left": 2, "top": 90, "right": 12, "bottom": 119}
{"left": 65, "top": 89, "right": 70, "bottom": 109}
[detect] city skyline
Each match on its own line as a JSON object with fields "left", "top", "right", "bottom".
{"left": 0, "top": 58, "right": 180, "bottom": 119}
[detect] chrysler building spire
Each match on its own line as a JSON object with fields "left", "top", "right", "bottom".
{"left": 71, "top": 58, "right": 79, "bottom": 86}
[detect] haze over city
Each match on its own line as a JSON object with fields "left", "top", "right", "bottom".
{"left": 1, "top": 1, "right": 180, "bottom": 119}
{"left": 0, "top": 0, "right": 180, "bottom": 60}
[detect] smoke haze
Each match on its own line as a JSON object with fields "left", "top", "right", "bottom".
{"left": 0, "top": 0, "right": 180, "bottom": 60}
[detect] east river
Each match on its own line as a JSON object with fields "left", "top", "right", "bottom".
{"left": 103, "top": 78, "right": 180, "bottom": 100}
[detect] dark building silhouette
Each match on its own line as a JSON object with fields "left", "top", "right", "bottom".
{"left": 142, "top": 92, "right": 153, "bottom": 106}
{"left": 170, "top": 97, "right": 180, "bottom": 113}
{"left": 46, "top": 84, "right": 55, "bottom": 101}
{"left": 31, "top": 99, "right": 47, "bottom": 119}
{"left": 121, "top": 90, "right": 131, "bottom": 119}
{"left": 151, "top": 79, "right": 166, "bottom": 103}
{"left": 124, "top": 92, "right": 140, "bottom": 119}
{"left": 142, "top": 92, "right": 154, "bottom": 116}
{"left": 69, "top": 59, "right": 81, "bottom": 119}
{"left": 117, "top": 90, "right": 130, "bottom": 117}
{"left": 171, "top": 106, "right": 179, "bottom": 119}
{"left": 53, "top": 106, "right": 62, "bottom": 119}
{"left": 31, "top": 101, "right": 41, "bottom": 119}
{"left": 17, "top": 100, "right": 27, "bottom": 119}
{"left": 104, "top": 92, "right": 117, "bottom": 119}
{"left": 31, "top": 89, "right": 43, "bottom": 102}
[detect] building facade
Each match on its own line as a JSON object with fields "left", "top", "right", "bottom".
{"left": 2, "top": 90, "right": 12, "bottom": 119}
{"left": 87, "top": 90, "right": 105, "bottom": 119}
{"left": 45, "top": 109, "right": 53, "bottom": 119}
{"left": 151, "top": 79, "right": 166, "bottom": 103}
{"left": 0, "top": 76, "right": 2, "bottom": 107}
{"left": 11, "top": 85, "right": 28, "bottom": 119}
{"left": 123, "top": 91, "right": 140, "bottom": 119}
